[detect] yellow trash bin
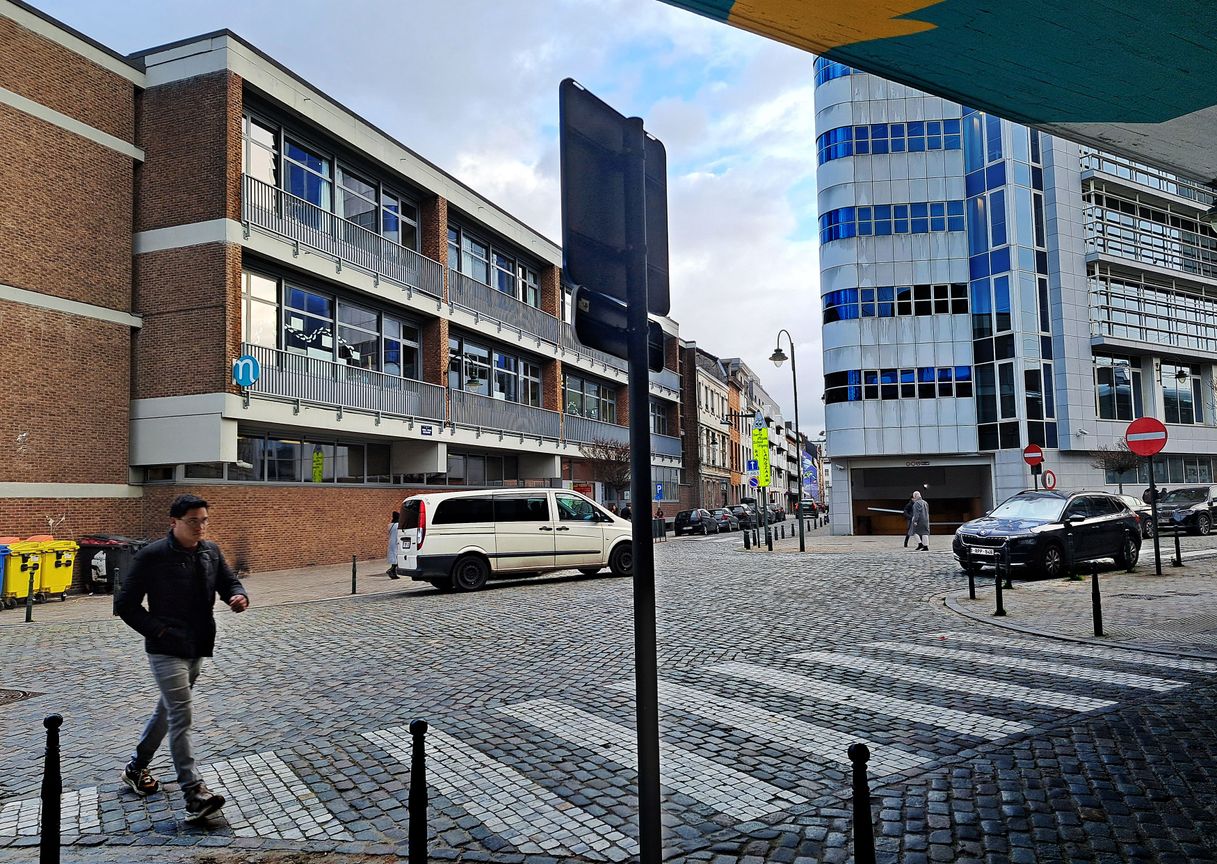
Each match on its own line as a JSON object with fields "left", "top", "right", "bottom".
{"left": 38, "top": 540, "right": 78, "bottom": 601}
{"left": 1, "top": 541, "right": 44, "bottom": 609}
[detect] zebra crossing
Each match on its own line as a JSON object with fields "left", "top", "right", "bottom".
{"left": 7, "top": 629, "right": 1211, "bottom": 858}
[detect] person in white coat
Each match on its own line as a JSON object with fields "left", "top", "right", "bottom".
{"left": 386, "top": 511, "right": 400, "bottom": 579}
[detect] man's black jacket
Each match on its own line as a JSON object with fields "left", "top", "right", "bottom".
{"left": 115, "top": 532, "right": 248, "bottom": 658}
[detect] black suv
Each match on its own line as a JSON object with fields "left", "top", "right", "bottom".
{"left": 953, "top": 490, "right": 1140, "bottom": 578}
{"left": 1155, "top": 485, "right": 1217, "bottom": 535}
{"left": 674, "top": 508, "right": 719, "bottom": 536}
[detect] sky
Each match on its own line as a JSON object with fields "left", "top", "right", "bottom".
{"left": 38, "top": 0, "right": 826, "bottom": 436}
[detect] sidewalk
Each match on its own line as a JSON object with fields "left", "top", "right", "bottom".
{"left": 945, "top": 558, "right": 1217, "bottom": 658}
{"left": 0, "top": 557, "right": 423, "bottom": 627}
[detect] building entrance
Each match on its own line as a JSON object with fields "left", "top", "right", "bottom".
{"left": 849, "top": 464, "right": 992, "bottom": 536}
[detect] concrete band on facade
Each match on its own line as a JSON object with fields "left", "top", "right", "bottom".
{"left": 815, "top": 61, "right": 1217, "bottom": 537}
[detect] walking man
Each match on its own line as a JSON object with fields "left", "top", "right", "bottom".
{"left": 115, "top": 494, "right": 249, "bottom": 823}
{"left": 909, "top": 490, "right": 931, "bottom": 551}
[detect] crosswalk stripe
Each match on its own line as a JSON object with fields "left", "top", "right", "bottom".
{"left": 199, "top": 752, "right": 352, "bottom": 841}
{"left": 790, "top": 650, "right": 1116, "bottom": 712}
{"left": 868, "top": 641, "right": 1185, "bottom": 691}
{"left": 0, "top": 787, "right": 99, "bottom": 837}
{"left": 607, "top": 680, "right": 928, "bottom": 776}
{"left": 500, "top": 699, "right": 805, "bottom": 822}
{"left": 365, "top": 724, "right": 638, "bottom": 861}
{"left": 924, "top": 632, "right": 1217, "bottom": 672}
{"left": 710, "top": 661, "right": 1027, "bottom": 740}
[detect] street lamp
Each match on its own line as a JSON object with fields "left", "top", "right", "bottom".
{"left": 770, "top": 330, "right": 805, "bottom": 552}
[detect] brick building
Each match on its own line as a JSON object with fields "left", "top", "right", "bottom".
{"left": 0, "top": 0, "right": 686, "bottom": 572}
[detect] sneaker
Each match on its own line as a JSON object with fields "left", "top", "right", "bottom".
{"left": 121, "top": 762, "right": 160, "bottom": 796}
{"left": 183, "top": 783, "right": 225, "bottom": 823}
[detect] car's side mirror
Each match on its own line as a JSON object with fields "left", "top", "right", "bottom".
{"left": 1066, "top": 513, "right": 1086, "bottom": 524}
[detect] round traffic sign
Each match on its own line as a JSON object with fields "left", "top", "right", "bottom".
{"left": 1125, "top": 417, "right": 1168, "bottom": 457}
{"left": 1022, "top": 444, "right": 1044, "bottom": 466}
{"left": 1042, "top": 469, "right": 1057, "bottom": 490}
{"left": 748, "top": 476, "right": 759, "bottom": 488}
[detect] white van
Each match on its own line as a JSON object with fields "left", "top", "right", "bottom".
{"left": 397, "top": 488, "right": 634, "bottom": 592}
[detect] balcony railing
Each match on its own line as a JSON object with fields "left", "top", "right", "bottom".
{"left": 564, "top": 414, "right": 630, "bottom": 445}
{"left": 449, "top": 270, "right": 561, "bottom": 344}
{"left": 559, "top": 322, "right": 629, "bottom": 371}
{"left": 242, "top": 175, "right": 443, "bottom": 299}
{"left": 651, "top": 433, "right": 682, "bottom": 457}
{"left": 651, "top": 367, "right": 680, "bottom": 394}
{"left": 450, "top": 389, "right": 561, "bottom": 440}
{"left": 241, "top": 343, "right": 446, "bottom": 421}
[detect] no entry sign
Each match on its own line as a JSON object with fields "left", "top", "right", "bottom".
{"left": 1022, "top": 444, "right": 1044, "bottom": 466}
{"left": 1125, "top": 417, "right": 1168, "bottom": 457}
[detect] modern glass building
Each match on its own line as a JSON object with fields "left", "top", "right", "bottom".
{"left": 814, "top": 58, "right": 1217, "bottom": 536}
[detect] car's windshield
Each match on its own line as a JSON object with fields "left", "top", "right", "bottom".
{"left": 988, "top": 496, "right": 1066, "bottom": 521}
{"left": 1161, "top": 488, "right": 1206, "bottom": 504}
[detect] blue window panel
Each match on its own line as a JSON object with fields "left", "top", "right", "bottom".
{"left": 955, "top": 366, "right": 973, "bottom": 382}
{"left": 894, "top": 205, "right": 909, "bottom": 221}
{"left": 860, "top": 288, "right": 875, "bottom": 303}
{"left": 944, "top": 119, "right": 961, "bottom": 135}
{"left": 970, "top": 278, "right": 992, "bottom": 314}
{"left": 875, "top": 219, "right": 891, "bottom": 236}
{"left": 910, "top": 203, "right": 928, "bottom": 219}
{"left": 855, "top": 138, "right": 869, "bottom": 154}
{"left": 871, "top": 137, "right": 888, "bottom": 155}
{"left": 894, "top": 216, "right": 909, "bottom": 233}
{"left": 985, "top": 114, "right": 1003, "bottom": 162}
{"left": 912, "top": 216, "right": 929, "bottom": 233}
{"left": 963, "top": 112, "right": 984, "bottom": 172}
{"left": 930, "top": 202, "right": 946, "bottom": 218}
{"left": 864, "top": 371, "right": 879, "bottom": 385}
{"left": 901, "top": 369, "right": 916, "bottom": 384}
{"left": 872, "top": 123, "right": 888, "bottom": 139}
{"left": 847, "top": 370, "right": 863, "bottom": 386}
{"left": 927, "top": 120, "right": 941, "bottom": 137}
{"left": 874, "top": 204, "right": 891, "bottom": 222}
{"left": 1041, "top": 335, "right": 1053, "bottom": 359}
{"left": 970, "top": 255, "right": 990, "bottom": 279}
{"left": 994, "top": 274, "right": 1011, "bottom": 314}
{"left": 944, "top": 134, "right": 961, "bottom": 149}
{"left": 947, "top": 201, "right": 964, "bottom": 217}
{"left": 985, "top": 162, "right": 1007, "bottom": 191}
{"left": 814, "top": 58, "right": 852, "bottom": 86}
{"left": 1031, "top": 166, "right": 1044, "bottom": 190}
{"left": 948, "top": 214, "right": 965, "bottom": 231}
{"left": 877, "top": 287, "right": 894, "bottom": 302}
{"left": 1046, "top": 422, "right": 1058, "bottom": 449}
{"left": 861, "top": 303, "right": 876, "bottom": 317}
{"left": 967, "top": 197, "right": 988, "bottom": 255}
{"left": 857, "top": 221, "right": 872, "bottom": 236}
{"left": 989, "top": 189, "right": 1007, "bottom": 247}
{"left": 907, "top": 121, "right": 924, "bottom": 137}
{"left": 990, "top": 245, "right": 1011, "bottom": 274}
{"left": 1014, "top": 161, "right": 1032, "bottom": 187}
{"left": 965, "top": 170, "right": 985, "bottom": 198}
{"left": 857, "top": 206, "right": 872, "bottom": 221}
{"left": 908, "top": 135, "right": 925, "bottom": 153}
{"left": 880, "top": 369, "right": 899, "bottom": 384}
{"left": 890, "top": 135, "right": 905, "bottom": 153}
{"left": 937, "top": 367, "right": 953, "bottom": 382}
{"left": 947, "top": 200, "right": 965, "bottom": 232}
{"left": 1043, "top": 363, "right": 1055, "bottom": 416}
{"left": 889, "top": 123, "right": 904, "bottom": 139}
{"left": 918, "top": 367, "right": 936, "bottom": 383}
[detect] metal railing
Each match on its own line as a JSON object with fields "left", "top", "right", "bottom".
{"left": 651, "top": 367, "right": 680, "bottom": 394}
{"left": 241, "top": 343, "right": 446, "bottom": 421}
{"left": 650, "top": 433, "right": 682, "bottom": 458}
{"left": 560, "top": 322, "right": 629, "bottom": 371}
{"left": 1080, "top": 148, "right": 1215, "bottom": 207}
{"left": 564, "top": 414, "right": 630, "bottom": 445}
{"left": 242, "top": 175, "right": 443, "bottom": 299}
{"left": 450, "top": 389, "right": 562, "bottom": 439}
{"left": 449, "top": 270, "right": 561, "bottom": 344}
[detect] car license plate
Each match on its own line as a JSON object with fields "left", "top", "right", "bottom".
{"left": 969, "top": 546, "right": 995, "bottom": 556}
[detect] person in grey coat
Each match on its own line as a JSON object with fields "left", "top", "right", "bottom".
{"left": 909, "top": 491, "right": 930, "bottom": 551}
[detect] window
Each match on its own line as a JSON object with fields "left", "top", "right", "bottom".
{"left": 565, "top": 373, "right": 616, "bottom": 422}
{"left": 1094, "top": 355, "right": 1142, "bottom": 421}
{"left": 337, "top": 166, "right": 378, "bottom": 234}
{"left": 449, "top": 338, "right": 490, "bottom": 396}
{"left": 649, "top": 399, "right": 669, "bottom": 435}
{"left": 556, "top": 493, "right": 598, "bottom": 521}
{"left": 241, "top": 271, "right": 278, "bottom": 348}
{"left": 383, "top": 317, "right": 420, "bottom": 379}
{"left": 520, "top": 265, "right": 540, "bottom": 308}
{"left": 495, "top": 495, "right": 550, "bottom": 522}
{"left": 337, "top": 301, "right": 379, "bottom": 368}
{"left": 242, "top": 116, "right": 278, "bottom": 186}
{"left": 284, "top": 138, "right": 332, "bottom": 211}
{"left": 284, "top": 286, "right": 334, "bottom": 359}
{"left": 521, "top": 361, "right": 542, "bottom": 407}
{"left": 433, "top": 497, "right": 494, "bottom": 524}
{"left": 380, "top": 191, "right": 419, "bottom": 250}
{"left": 494, "top": 352, "right": 518, "bottom": 402}
{"left": 1162, "top": 363, "right": 1203, "bottom": 425}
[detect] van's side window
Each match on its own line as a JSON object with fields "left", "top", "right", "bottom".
{"left": 556, "top": 493, "right": 597, "bottom": 521}
{"left": 433, "top": 496, "right": 494, "bottom": 524}
{"left": 494, "top": 496, "right": 550, "bottom": 522}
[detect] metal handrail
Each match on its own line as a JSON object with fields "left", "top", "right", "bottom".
{"left": 450, "top": 389, "right": 561, "bottom": 439}
{"left": 242, "top": 175, "right": 443, "bottom": 299}
{"left": 564, "top": 414, "right": 630, "bottom": 445}
{"left": 650, "top": 433, "right": 682, "bottom": 457}
{"left": 449, "top": 270, "right": 561, "bottom": 344}
{"left": 241, "top": 343, "right": 445, "bottom": 421}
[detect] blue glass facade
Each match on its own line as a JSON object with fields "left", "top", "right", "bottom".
{"left": 817, "top": 120, "right": 961, "bottom": 164}
{"left": 819, "top": 202, "right": 964, "bottom": 244}
{"left": 813, "top": 57, "right": 852, "bottom": 86}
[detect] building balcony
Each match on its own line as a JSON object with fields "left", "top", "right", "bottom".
{"left": 242, "top": 175, "right": 444, "bottom": 299}
{"left": 449, "top": 270, "right": 562, "bottom": 345}
{"left": 241, "top": 343, "right": 446, "bottom": 421}
{"left": 559, "top": 322, "right": 628, "bottom": 372}
{"left": 650, "top": 433, "right": 682, "bottom": 458}
{"left": 450, "top": 389, "right": 562, "bottom": 440}
{"left": 650, "top": 367, "right": 680, "bottom": 398}
{"left": 564, "top": 414, "right": 630, "bottom": 446}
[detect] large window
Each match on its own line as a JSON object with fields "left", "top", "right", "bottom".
{"left": 383, "top": 317, "right": 420, "bottom": 379}
{"left": 226, "top": 433, "right": 391, "bottom": 484}
{"left": 337, "top": 300, "right": 378, "bottom": 368}
{"left": 1162, "top": 363, "right": 1203, "bottom": 425}
{"left": 448, "top": 226, "right": 541, "bottom": 308}
{"left": 284, "top": 286, "right": 335, "bottom": 359}
{"left": 242, "top": 116, "right": 278, "bottom": 186}
{"left": 649, "top": 399, "right": 669, "bottom": 435}
{"left": 448, "top": 227, "right": 491, "bottom": 284}
{"left": 451, "top": 335, "right": 542, "bottom": 406}
{"left": 822, "top": 284, "right": 968, "bottom": 322}
{"left": 824, "top": 367, "right": 973, "bottom": 403}
{"left": 1094, "top": 355, "right": 1143, "bottom": 421}
{"left": 285, "top": 138, "right": 332, "bottom": 211}
{"left": 241, "top": 271, "right": 278, "bottom": 348}
{"left": 564, "top": 373, "right": 617, "bottom": 422}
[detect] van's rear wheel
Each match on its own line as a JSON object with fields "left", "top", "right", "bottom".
{"left": 451, "top": 556, "right": 489, "bottom": 592}
{"left": 609, "top": 544, "right": 633, "bottom": 578}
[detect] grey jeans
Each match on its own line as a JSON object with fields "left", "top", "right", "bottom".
{"left": 130, "top": 654, "right": 204, "bottom": 790}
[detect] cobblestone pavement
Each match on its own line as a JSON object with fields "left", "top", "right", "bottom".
{"left": 2, "top": 527, "right": 1217, "bottom": 862}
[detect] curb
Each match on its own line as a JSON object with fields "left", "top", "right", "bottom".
{"left": 940, "top": 586, "right": 1217, "bottom": 662}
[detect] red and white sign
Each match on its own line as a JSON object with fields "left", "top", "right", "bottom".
{"left": 1022, "top": 444, "right": 1044, "bottom": 466}
{"left": 1042, "top": 469, "right": 1057, "bottom": 490}
{"left": 1125, "top": 417, "right": 1168, "bottom": 457}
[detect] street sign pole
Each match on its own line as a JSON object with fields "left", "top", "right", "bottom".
{"left": 620, "top": 116, "right": 662, "bottom": 864}
{"left": 1147, "top": 457, "right": 1162, "bottom": 576}
{"left": 1125, "top": 417, "right": 1168, "bottom": 577}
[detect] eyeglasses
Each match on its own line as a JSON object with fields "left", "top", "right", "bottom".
{"left": 177, "top": 517, "right": 209, "bottom": 527}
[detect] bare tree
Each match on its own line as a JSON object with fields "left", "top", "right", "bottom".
{"left": 1090, "top": 440, "right": 1140, "bottom": 493}
{"left": 579, "top": 436, "right": 632, "bottom": 497}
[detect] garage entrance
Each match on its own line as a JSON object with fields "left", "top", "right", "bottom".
{"left": 850, "top": 464, "right": 992, "bottom": 536}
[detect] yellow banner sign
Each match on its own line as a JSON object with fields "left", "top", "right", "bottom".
{"left": 752, "top": 426, "right": 770, "bottom": 488}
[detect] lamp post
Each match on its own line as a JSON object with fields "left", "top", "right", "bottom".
{"left": 770, "top": 330, "right": 805, "bottom": 552}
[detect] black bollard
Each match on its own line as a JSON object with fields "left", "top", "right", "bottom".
{"left": 41, "top": 714, "right": 62, "bottom": 864}
{"left": 994, "top": 565, "right": 1006, "bottom": 617}
{"left": 1172, "top": 530, "right": 1184, "bottom": 568}
{"left": 1066, "top": 529, "right": 1080, "bottom": 580}
{"left": 408, "top": 719, "right": 429, "bottom": 863}
{"left": 847, "top": 743, "right": 877, "bottom": 864}
{"left": 744, "top": 528, "right": 751, "bottom": 550}
{"left": 351, "top": 555, "right": 357, "bottom": 595}
{"left": 780, "top": 524, "right": 786, "bottom": 540}
{"left": 25, "top": 553, "right": 36, "bottom": 623}
{"left": 968, "top": 566, "right": 976, "bottom": 600}
{"left": 1091, "top": 562, "right": 1104, "bottom": 637}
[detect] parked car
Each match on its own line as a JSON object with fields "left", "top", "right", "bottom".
{"left": 798, "top": 500, "right": 819, "bottom": 516}
{"left": 767, "top": 504, "right": 786, "bottom": 522}
{"left": 397, "top": 488, "right": 632, "bottom": 592}
{"left": 953, "top": 490, "right": 1141, "bottom": 578}
{"left": 710, "top": 508, "right": 740, "bottom": 532}
{"left": 1154, "top": 485, "right": 1217, "bottom": 535}
{"left": 1116, "top": 494, "right": 1154, "bottom": 538}
{"left": 729, "top": 505, "right": 758, "bottom": 528}
{"left": 674, "top": 508, "right": 720, "bottom": 536}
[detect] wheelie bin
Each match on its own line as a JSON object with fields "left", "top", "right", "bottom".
{"left": 75, "top": 535, "right": 146, "bottom": 594}
{"left": 1, "top": 540, "right": 44, "bottom": 609}
{"left": 38, "top": 540, "right": 78, "bottom": 602}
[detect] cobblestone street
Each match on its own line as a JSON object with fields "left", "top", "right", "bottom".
{"left": 2, "top": 529, "right": 1216, "bottom": 862}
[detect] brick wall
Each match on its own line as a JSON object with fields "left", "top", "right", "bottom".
{"left": 543, "top": 359, "right": 562, "bottom": 412}
{"left": 0, "top": 496, "right": 142, "bottom": 592}
{"left": 135, "top": 71, "right": 241, "bottom": 232}
{"left": 541, "top": 264, "right": 561, "bottom": 318}
{"left": 0, "top": 301, "right": 131, "bottom": 484}
{"left": 420, "top": 195, "right": 448, "bottom": 301}
{"left": 133, "top": 244, "right": 242, "bottom": 398}
{"left": 138, "top": 485, "right": 430, "bottom": 573}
